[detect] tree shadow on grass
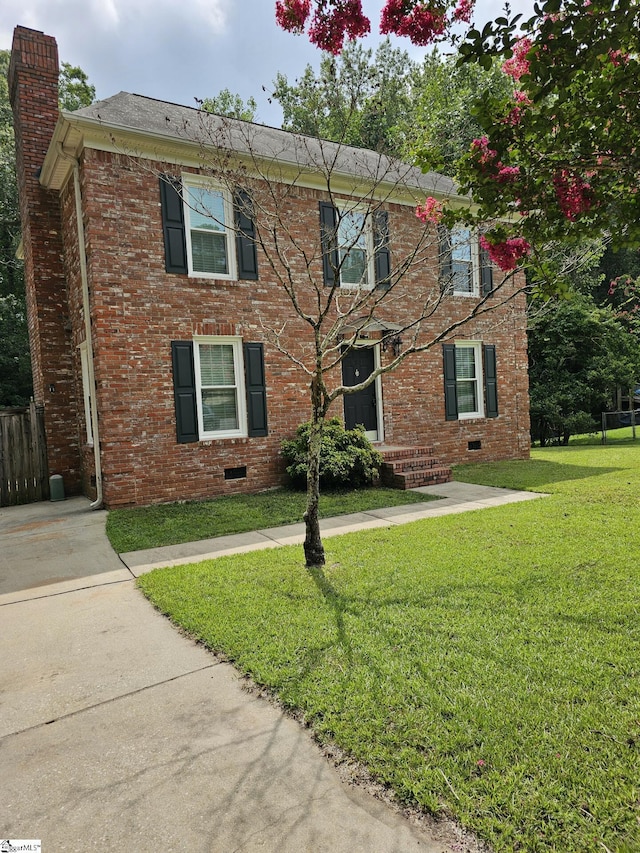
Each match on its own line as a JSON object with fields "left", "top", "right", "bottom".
{"left": 456, "top": 458, "right": 624, "bottom": 491}
{"left": 307, "top": 565, "right": 353, "bottom": 664}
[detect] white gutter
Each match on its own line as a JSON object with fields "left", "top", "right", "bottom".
{"left": 56, "top": 144, "right": 103, "bottom": 509}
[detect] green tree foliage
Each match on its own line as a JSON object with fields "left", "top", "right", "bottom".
{"left": 200, "top": 89, "right": 258, "bottom": 122}
{"left": 0, "top": 49, "right": 31, "bottom": 405}
{"left": 273, "top": 39, "right": 416, "bottom": 155}
{"left": 528, "top": 294, "right": 640, "bottom": 445}
{"left": 410, "top": 51, "right": 511, "bottom": 176}
{"left": 0, "top": 294, "right": 33, "bottom": 406}
{"left": 0, "top": 50, "right": 22, "bottom": 301}
{"left": 456, "top": 0, "right": 640, "bottom": 248}
{"left": 59, "top": 62, "right": 96, "bottom": 112}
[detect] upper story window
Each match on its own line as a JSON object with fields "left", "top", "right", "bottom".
{"left": 159, "top": 176, "right": 258, "bottom": 281}
{"left": 337, "top": 209, "right": 373, "bottom": 288}
{"left": 439, "top": 225, "right": 494, "bottom": 298}
{"left": 319, "top": 201, "right": 390, "bottom": 291}
{"left": 184, "top": 182, "right": 235, "bottom": 279}
{"left": 451, "top": 226, "right": 475, "bottom": 295}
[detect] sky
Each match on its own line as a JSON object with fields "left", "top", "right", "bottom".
{"left": 0, "top": 0, "right": 534, "bottom": 128}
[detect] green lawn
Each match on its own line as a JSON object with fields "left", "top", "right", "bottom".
{"left": 106, "top": 486, "right": 434, "bottom": 553}
{"left": 137, "top": 444, "right": 640, "bottom": 852}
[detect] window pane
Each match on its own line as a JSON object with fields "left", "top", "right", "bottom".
{"left": 201, "top": 389, "right": 239, "bottom": 432}
{"left": 191, "top": 231, "right": 228, "bottom": 275}
{"left": 455, "top": 347, "right": 477, "bottom": 379}
{"left": 457, "top": 380, "right": 478, "bottom": 413}
{"left": 199, "top": 344, "right": 236, "bottom": 386}
{"left": 338, "top": 211, "right": 368, "bottom": 286}
{"left": 187, "top": 187, "right": 226, "bottom": 232}
{"left": 340, "top": 248, "right": 367, "bottom": 285}
{"left": 452, "top": 261, "right": 473, "bottom": 293}
{"left": 338, "top": 211, "right": 367, "bottom": 249}
{"left": 451, "top": 227, "right": 472, "bottom": 261}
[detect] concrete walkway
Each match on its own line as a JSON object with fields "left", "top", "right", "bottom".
{"left": 0, "top": 484, "right": 544, "bottom": 852}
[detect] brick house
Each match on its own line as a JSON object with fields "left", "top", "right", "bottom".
{"left": 9, "top": 26, "right": 530, "bottom": 509}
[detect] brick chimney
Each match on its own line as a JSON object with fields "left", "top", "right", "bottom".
{"left": 9, "top": 27, "right": 81, "bottom": 492}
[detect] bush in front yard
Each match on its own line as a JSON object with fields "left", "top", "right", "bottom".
{"left": 281, "top": 417, "right": 383, "bottom": 490}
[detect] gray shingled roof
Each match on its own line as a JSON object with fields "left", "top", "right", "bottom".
{"left": 69, "top": 92, "right": 460, "bottom": 199}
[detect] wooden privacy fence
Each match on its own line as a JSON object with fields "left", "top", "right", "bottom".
{"left": 0, "top": 402, "right": 49, "bottom": 506}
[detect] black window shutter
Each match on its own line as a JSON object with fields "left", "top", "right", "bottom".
{"left": 480, "top": 241, "right": 494, "bottom": 296}
{"left": 438, "top": 224, "right": 452, "bottom": 293}
{"left": 171, "top": 341, "right": 199, "bottom": 443}
{"left": 319, "top": 201, "right": 338, "bottom": 286}
{"left": 484, "top": 344, "right": 499, "bottom": 418}
{"left": 244, "top": 342, "right": 268, "bottom": 437}
{"left": 160, "top": 177, "right": 188, "bottom": 274}
{"left": 234, "top": 190, "right": 259, "bottom": 280}
{"left": 443, "top": 343, "right": 458, "bottom": 421}
{"left": 374, "top": 210, "right": 391, "bottom": 290}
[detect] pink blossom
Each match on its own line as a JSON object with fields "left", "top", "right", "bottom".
{"left": 609, "top": 49, "right": 629, "bottom": 67}
{"left": 381, "top": 0, "right": 447, "bottom": 46}
{"left": 553, "top": 170, "right": 592, "bottom": 220}
{"left": 453, "top": 0, "right": 474, "bottom": 24}
{"left": 308, "top": 0, "right": 370, "bottom": 53}
{"left": 480, "top": 235, "right": 531, "bottom": 271}
{"left": 415, "top": 196, "right": 443, "bottom": 224}
{"left": 496, "top": 165, "right": 521, "bottom": 183}
{"left": 275, "top": 0, "right": 312, "bottom": 32}
{"left": 502, "top": 37, "right": 533, "bottom": 80}
{"left": 470, "top": 136, "right": 498, "bottom": 167}
{"left": 476, "top": 759, "right": 486, "bottom": 766}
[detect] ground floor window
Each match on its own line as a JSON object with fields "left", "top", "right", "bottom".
{"left": 194, "top": 337, "right": 246, "bottom": 438}
{"left": 443, "top": 342, "right": 498, "bottom": 421}
{"left": 171, "top": 338, "right": 268, "bottom": 443}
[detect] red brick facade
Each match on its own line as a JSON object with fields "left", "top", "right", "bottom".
{"left": 10, "top": 26, "right": 530, "bottom": 509}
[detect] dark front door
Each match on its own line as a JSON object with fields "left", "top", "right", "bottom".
{"left": 342, "top": 347, "right": 377, "bottom": 436}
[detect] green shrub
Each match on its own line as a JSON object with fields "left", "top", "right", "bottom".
{"left": 281, "top": 417, "right": 383, "bottom": 490}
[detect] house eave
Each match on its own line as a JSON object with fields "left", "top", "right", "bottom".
{"left": 40, "top": 105, "right": 472, "bottom": 209}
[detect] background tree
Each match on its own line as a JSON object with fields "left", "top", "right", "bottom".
{"left": 273, "top": 39, "right": 416, "bottom": 155}
{"left": 59, "top": 62, "right": 96, "bottom": 112}
{"left": 409, "top": 51, "right": 511, "bottom": 175}
{"left": 0, "top": 49, "right": 30, "bottom": 405}
{"left": 200, "top": 89, "right": 258, "bottom": 122}
{"left": 528, "top": 294, "right": 640, "bottom": 445}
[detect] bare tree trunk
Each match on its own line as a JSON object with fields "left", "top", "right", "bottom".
{"left": 303, "top": 377, "right": 326, "bottom": 568}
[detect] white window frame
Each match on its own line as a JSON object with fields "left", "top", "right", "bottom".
{"left": 78, "top": 341, "right": 94, "bottom": 445}
{"left": 183, "top": 176, "right": 237, "bottom": 280}
{"left": 193, "top": 336, "right": 247, "bottom": 439}
{"left": 450, "top": 226, "right": 481, "bottom": 297}
{"left": 336, "top": 206, "right": 375, "bottom": 290}
{"left": 455, "top": 341, "right": 485, "bottom": 419}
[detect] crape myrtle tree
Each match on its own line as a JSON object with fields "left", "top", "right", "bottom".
{"left": 157, "top": 112, "right": 528, "bottom": 567}
{"left": 275, "top": 0, "right": 640, "bottom": 262}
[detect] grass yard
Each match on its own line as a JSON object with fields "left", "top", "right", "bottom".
{"left": 106, "top": 486, "right": 434, "bottom": 553}
{"left": 137, "top": 444, "right": 640, "bottom": 852}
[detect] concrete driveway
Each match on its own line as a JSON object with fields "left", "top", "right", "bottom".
{"left": 0, "top": 497, "right": 476, "bottom": 853}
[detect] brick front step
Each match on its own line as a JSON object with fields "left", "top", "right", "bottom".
{"left": 377, "top": 445, "right": 451, "bottom": 490}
